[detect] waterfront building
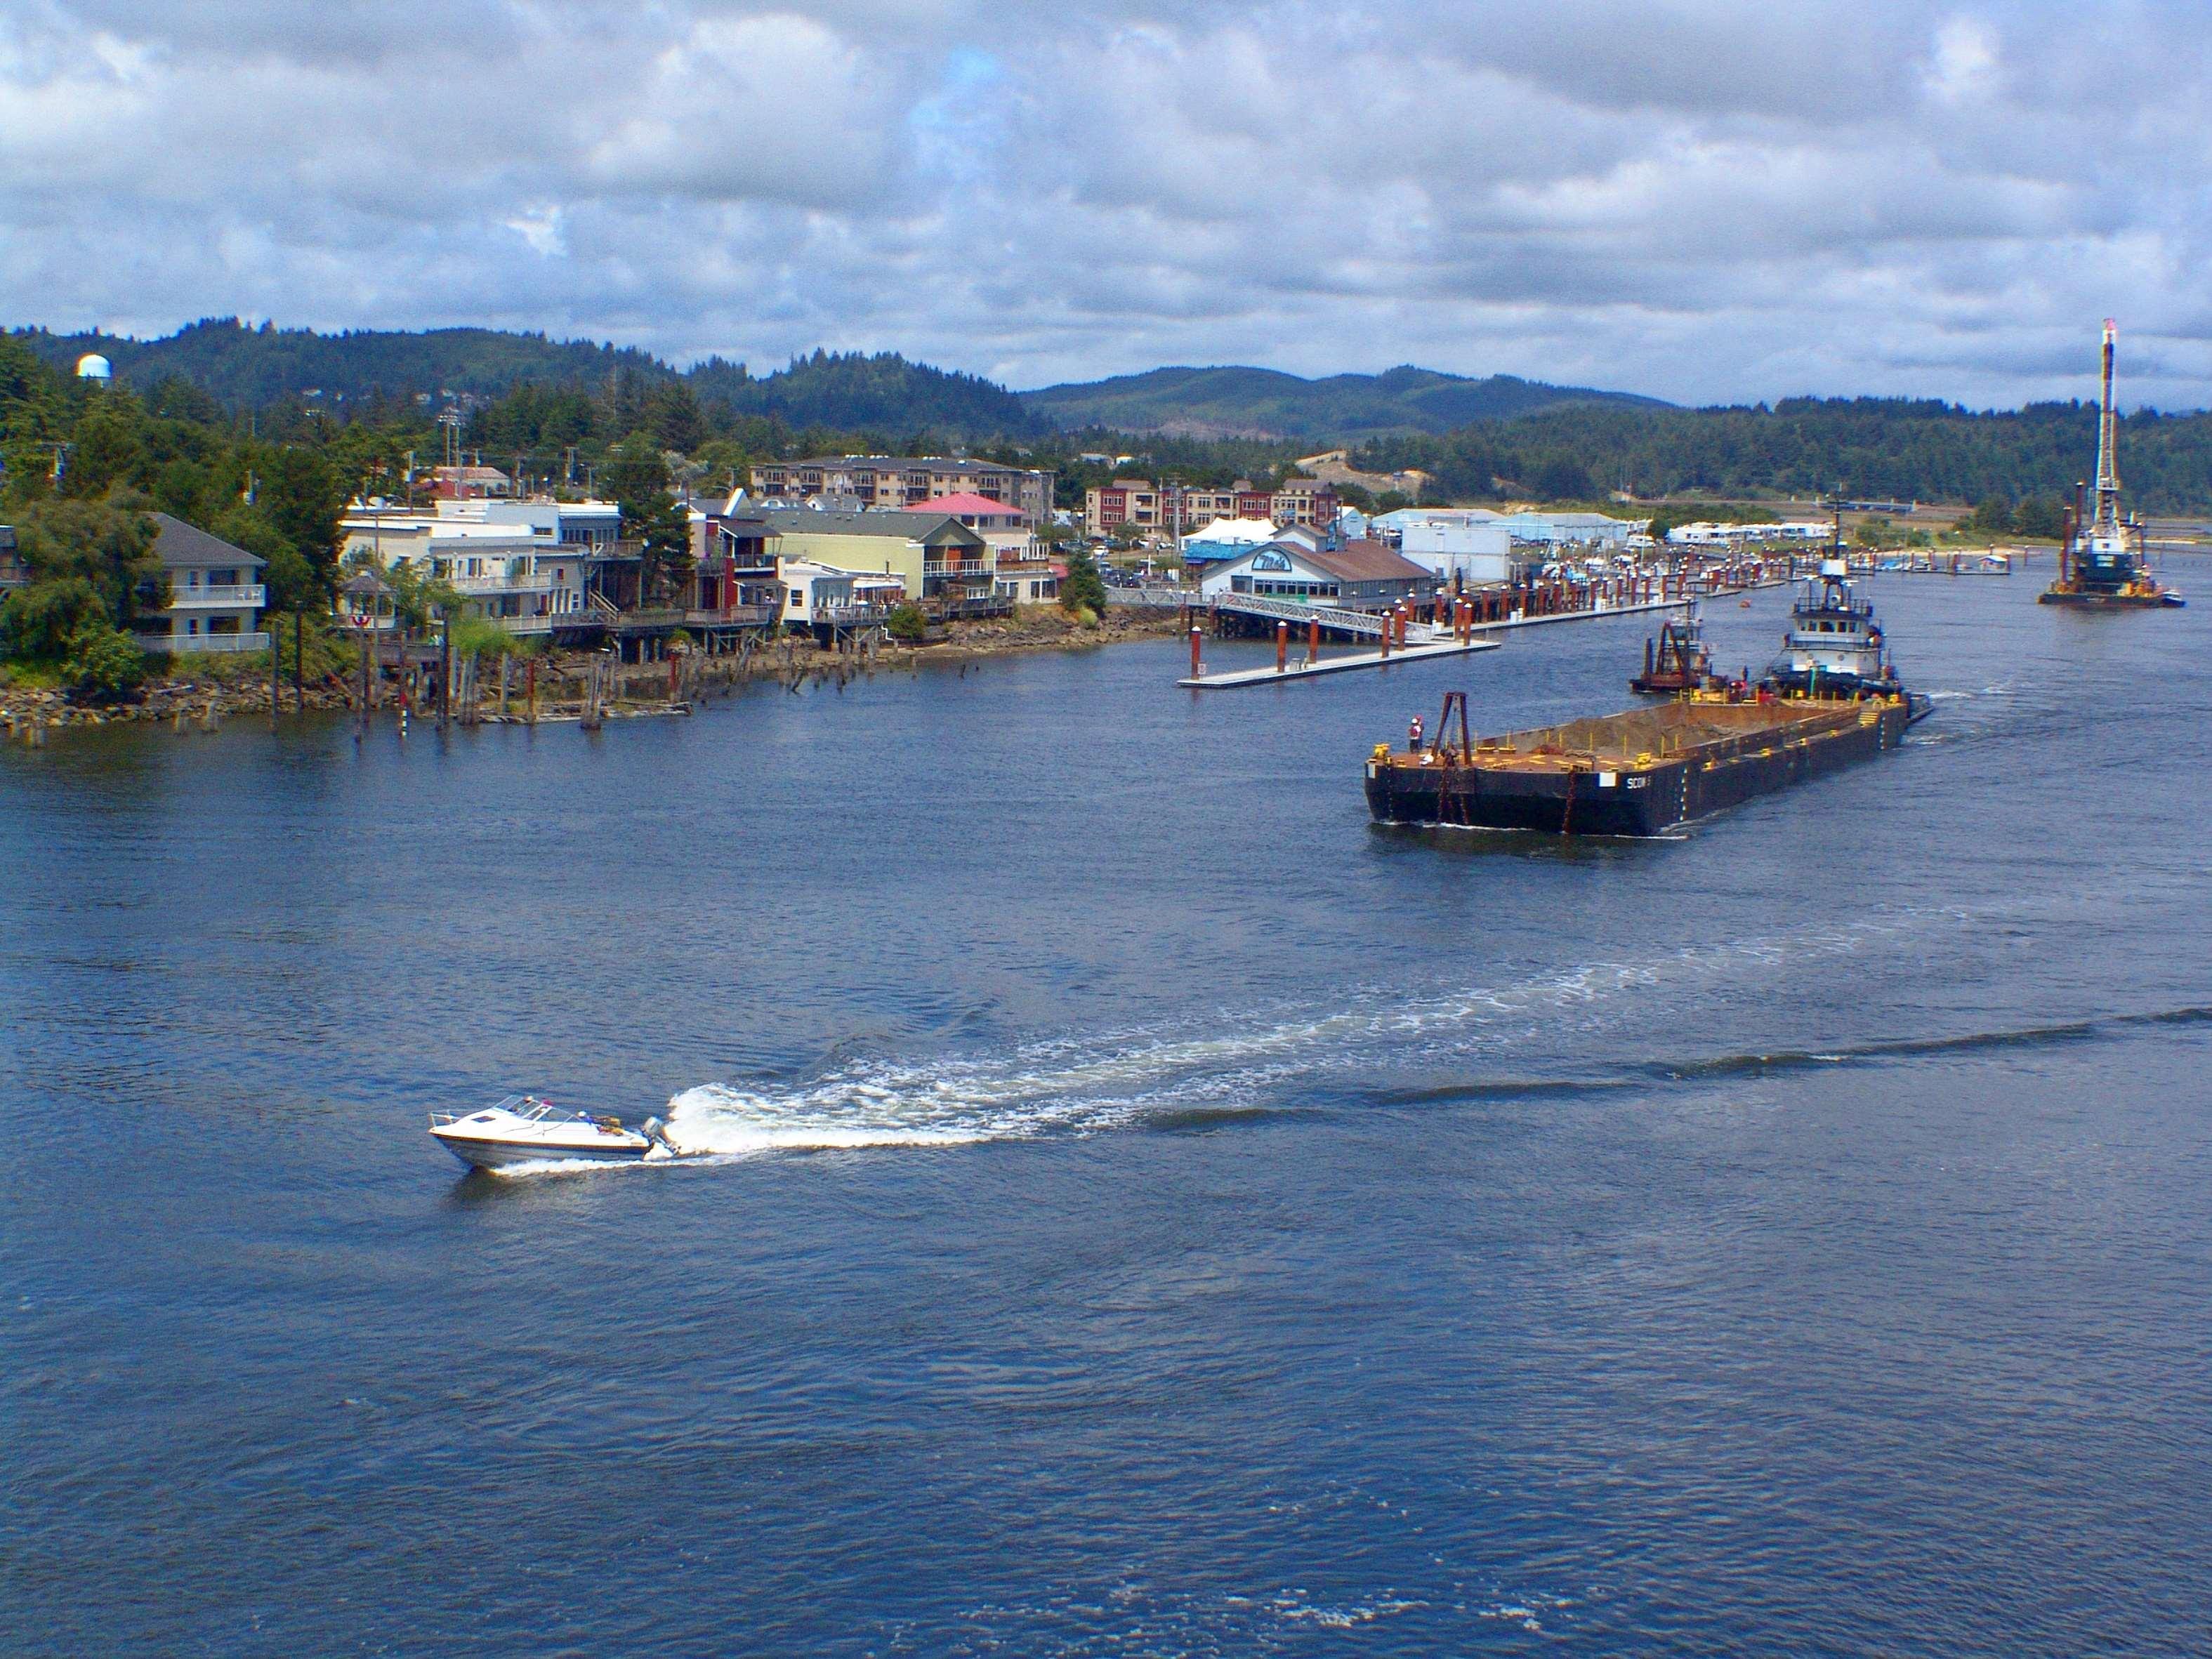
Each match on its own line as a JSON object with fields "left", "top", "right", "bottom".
{"left": 1371, "top": 507, "right": 1506, "bottom": 536}
{"left": 1499, "top": 510, "right": 1636, "bottom": 549}
{"left": 689, "top": 506, "right": 782, "bottom": 617}
{"left": 748, "top": 456, "right": 1052, "bottom": 525}
{"left": 1388, "top": 516, "right": 1519, "bottom": 586}
{"left": 1196, "top": 538, "right": 1433, "bottom": 612}
{"left": 924, "top": 491, "right": 1053, "bottom": 599}
{"left": 134, "top": 514, "right": 268, "bottom": 654}
{"left": 338, "top": 503, "right": 599, "bottom": 633}
{"left": 759, "top": 509, "right": 999, "bottom": 613}
{"left": 775, "top": 560, "right": 860, "bottom": 627}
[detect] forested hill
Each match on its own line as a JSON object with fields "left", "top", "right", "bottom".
{"left": 8, "top": 322, "right": 1043, "bottom": 437}
{"left": 13, "top": 320, "right": 669, "bottom": 409}
{"left": 1356, "top": 397, "right": 2212, "bottom": 515}
{"left": 691, "top": 350, "right": 1039, "bottom": 435}
{"left": 1020, "top": 364, "right": 1668, "bottom": 439}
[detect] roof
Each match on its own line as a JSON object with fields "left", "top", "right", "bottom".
{"left": 152, "top": 512, "right": 263, "bottom": 571}
{"left": 777, "top": 455, "right": 1039, "bottom": 475}
{"left": 1303, "top": 538, "right": 1430, "bottom": 583}
{"left": 1184, "top": 516, "right": 1277, "bottom": 543}
{"left": 925, "top": 492, "right": 1023, "bottom": 518}
{"left": 1374, "top": 508, "right": 1503, "bottom": 527}
{"left": 759, "top": 508, "right": 985, "bottom": 546}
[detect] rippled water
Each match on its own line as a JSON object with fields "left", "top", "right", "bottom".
{"left": 5, "top": 573, "right": 2210, "bottom": 1654}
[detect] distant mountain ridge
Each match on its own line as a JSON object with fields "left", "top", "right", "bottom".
{"left": 1019, "top": 364, "right": 1670, "bottom": 439}
{"left": 8, "top": 321, "right": 1661, "bottom": 442}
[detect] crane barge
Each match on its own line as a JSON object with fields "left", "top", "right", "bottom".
{"left": 2041, "top": 320, "right": 2184, "bottom": 609}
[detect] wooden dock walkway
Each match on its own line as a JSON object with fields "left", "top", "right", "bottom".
{"left": 1177, "top": 596, "right": 1687, "bottom": 691}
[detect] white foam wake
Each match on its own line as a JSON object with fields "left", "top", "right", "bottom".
{"left": 641, "top": 907, "right": 1969, "bottom": 1164}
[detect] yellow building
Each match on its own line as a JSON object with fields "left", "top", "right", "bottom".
{"left": 758, "top": 510, "right": 996, "bottom": 612}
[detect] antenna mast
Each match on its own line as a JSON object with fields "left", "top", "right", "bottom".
{"left": 2094, "top": 318, "right": 2121, "bottom": 533}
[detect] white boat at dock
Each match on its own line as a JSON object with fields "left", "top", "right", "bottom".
{"left": 428, "top": 1095, "right": 675, "bottom": 1172}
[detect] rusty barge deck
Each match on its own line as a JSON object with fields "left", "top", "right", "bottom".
{"left": 1365, "top": 693, "right": 1923, "bottom": 836}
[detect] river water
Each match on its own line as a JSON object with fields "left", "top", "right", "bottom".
{"left": 4, "top": 574, "right": 2208, "bottom": 1655}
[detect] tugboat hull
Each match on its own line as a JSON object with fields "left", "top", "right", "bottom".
{"left": 1367, "top": 697, "right": 1918, "bottom": 838}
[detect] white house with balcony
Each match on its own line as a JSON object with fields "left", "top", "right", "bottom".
{"left": 338, "top": 502, "right": 604, "bottom": 632}
{"left": 135, "top": 514, "right": 267, "bottom": 654}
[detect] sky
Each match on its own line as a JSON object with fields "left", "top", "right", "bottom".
{"left": 4, "top": 1, "right": 2210, "bottom": 409}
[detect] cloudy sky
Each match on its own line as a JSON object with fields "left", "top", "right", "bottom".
{"left": 4, "top": 1, "right": 2209, "bottom": 407}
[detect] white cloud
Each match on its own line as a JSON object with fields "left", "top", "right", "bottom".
{"left": 1, "top": 1, "right": 2210, "bottom": 407}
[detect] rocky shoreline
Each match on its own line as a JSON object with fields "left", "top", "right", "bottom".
{"left": 1, "top": 606, "right": 1190, "bottom": 739}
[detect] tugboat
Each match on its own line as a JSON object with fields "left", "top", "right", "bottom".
{"left": 2041, "top": 320, "right": 2184, "bottom": 609}
{"left": 1765, "top": 557, "right": 1924, "bottom": 713}
{"left": 1630, "top": 600, "right": 1720, "bottom": 695}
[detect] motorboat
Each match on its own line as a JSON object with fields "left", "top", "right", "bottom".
{"left": 429, "top": 1095, "right": 675, "bottom": 1172}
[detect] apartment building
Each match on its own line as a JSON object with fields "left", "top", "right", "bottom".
{"left": 749, "top": 456, "right": 1053, "bottom": 525}
{"left": 1084, "top": 477, "right": 1341, "bottom": 538}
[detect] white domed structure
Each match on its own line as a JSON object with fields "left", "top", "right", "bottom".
{"left": 76, "top": 353, "right": 112, "bottom": 383}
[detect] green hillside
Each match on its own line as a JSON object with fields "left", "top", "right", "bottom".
{"left": 1020, "top": 364, "right": 1666, "bottom": 438}
{"left": 1358, "top": 397, "right": 2212, "bottom": 515}
{"left": 12, "top": 319, "right": 669, "bottom": 408}
{"left": 8, "top": 322, "right": 1041, "bottom": 437}
{"left": 694, "top": 349, "right": 1040, "bottom": 435}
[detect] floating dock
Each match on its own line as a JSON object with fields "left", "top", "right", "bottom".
{"left": 1180, "top": 634, "right": 1502, "bottom": 688}
{"left": 1178, "top": 595, "right": 1687, "bottom": 691}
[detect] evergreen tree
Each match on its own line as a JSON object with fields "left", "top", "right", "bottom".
{"left": 1060, "top": 545, "right": 1108, "bottom": 616}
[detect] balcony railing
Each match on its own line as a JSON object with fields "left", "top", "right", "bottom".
{"left": 445, "top": 572, "right": 558, "bottom": 595}
{"left": 923, "top": 560, "right": 992, "bottom": 576}
{"left": 138, "top": 630, "right": 272, "bottom": 654}
{"left": 170, "top": 583, "right": 265, "bottom": 609}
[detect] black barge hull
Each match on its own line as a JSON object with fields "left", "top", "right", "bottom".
{"left": 1367, "top": 698, "right": 1918, "bottom": 837}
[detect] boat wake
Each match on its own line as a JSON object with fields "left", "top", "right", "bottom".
{"left": 482, "top": 906, "right": 1975, "bottom": 1175}
{"left": 480, "top": 902, "right": 2185, "bottom": 1178}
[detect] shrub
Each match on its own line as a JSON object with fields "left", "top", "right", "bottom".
{"left": 885, "top": 602, "right": 927, "bottom": 642}
{"left": 0, "top": 577, "right": 105, "bottom": 661}
{"left": 62, "top": 621, "right": 147, "bottom": 701}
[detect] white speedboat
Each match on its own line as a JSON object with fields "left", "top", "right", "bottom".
{"left": 429, "top": 1095, "right": 673, "bottom": 1172}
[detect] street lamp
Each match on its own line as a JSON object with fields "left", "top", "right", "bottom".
{"left": 340, "top": 570, "right": 390, "bottom": 739}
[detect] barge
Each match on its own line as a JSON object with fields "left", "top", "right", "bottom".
{"left": 1371, "top": 555, "right": 1928, "bottom": 836}
{"left": 1367, "top": 691, "right": 1921, "bottom": 835}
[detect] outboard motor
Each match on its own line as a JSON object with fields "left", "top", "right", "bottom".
{"left": 640, "top": 1116, "right": 678, "bottom": 1157}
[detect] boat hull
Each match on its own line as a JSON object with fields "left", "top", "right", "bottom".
{"left": 430, "top": 1131, "right": 652, "bottom": 1171}
{"left": 2038, "top": 588, "right": 2183, "bottom": 608}
{"left": 1367, "top": 699, "right": 1916, "bottom": 838}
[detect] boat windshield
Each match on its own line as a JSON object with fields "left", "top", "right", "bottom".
{"left": 490, "top": 1094, "right": 562, "bottom": 1120}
